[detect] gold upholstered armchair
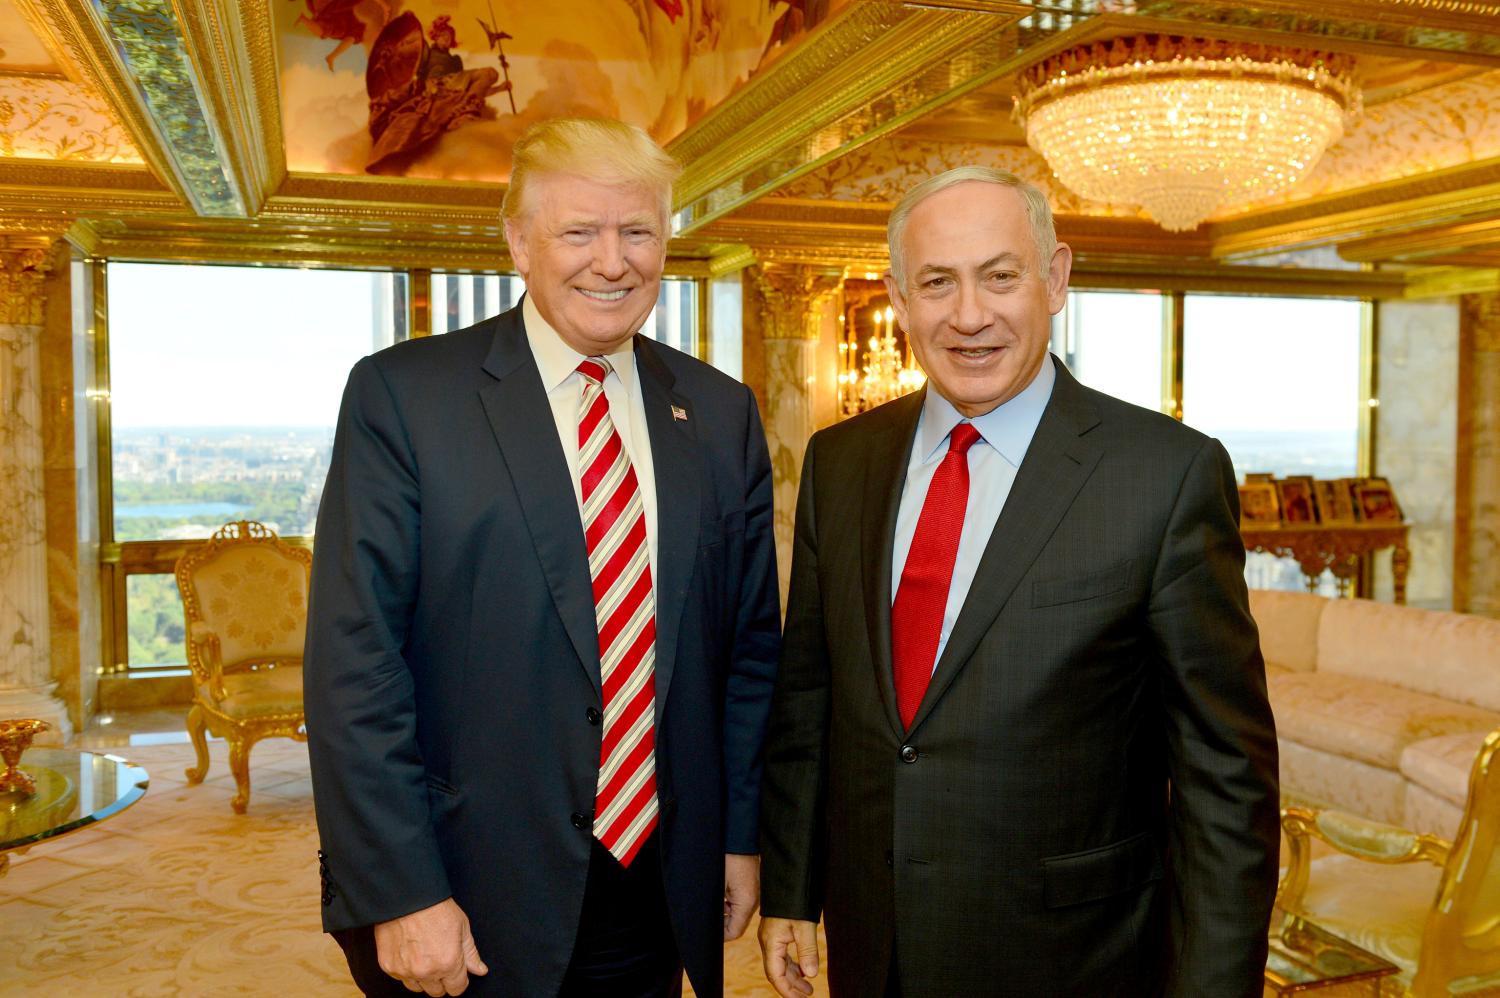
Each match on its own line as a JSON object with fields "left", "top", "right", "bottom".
{"left": 174, "top": 520, "right": 310, "bottom": 814}
{"left": 1278, "top": 727, "right": 1500, "bottom": 997}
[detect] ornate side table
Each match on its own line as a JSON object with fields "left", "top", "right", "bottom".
{"left": 1241, "top": 523, "right": 1411, "bottom": 604}
{"left": 1264, "top": 909, "right": 1399, "bottom": 995}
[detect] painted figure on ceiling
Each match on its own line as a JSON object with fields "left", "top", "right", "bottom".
{"left": 293, "top": 0, "right": 398, "bottom": 70}
{"left": 364, "top": 12, "right": 508, "bottom": 173}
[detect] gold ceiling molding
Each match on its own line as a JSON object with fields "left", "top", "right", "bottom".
{"left": 667, "top": 0, "right": 1032, "bottom": 235}
{"left": 18, "top": 0, "right": 189, "bottom": 209}
{"left": 1125, "top": 2, "right": 1500, "bottom": 63}
{"left": 64, "top": 215, "right": 720, "bottom": 278}
{"left": 1406, "top": 267, "right": 1500, "bottom": 299}
{"left": 172, "top": 0, "right": 284, "bottom": 216}
{"left": 1065, "top": 255, "right": 1410, "bottom": 299}
{"left": 1340, "top": 218, "right": 1500, "bottom": 263}
{"left": 1210, "top": 158, "right": 1500, "bottom": 258}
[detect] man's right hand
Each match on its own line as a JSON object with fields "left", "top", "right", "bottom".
{"left": 759, "top": 916, "right": 820, "bottom": 998}
{"left": 373, "top": 897, "right": 488, "bottom": 996}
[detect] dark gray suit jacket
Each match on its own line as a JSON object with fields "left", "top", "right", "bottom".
{"left": 760, "top": 357, "right": 1279, "bottom": 997}
{"left": 304, "top": 305, "right": 780, "bottom": 997}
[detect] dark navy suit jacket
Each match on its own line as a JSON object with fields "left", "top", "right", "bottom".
{"left": 305, "top": 303, "right": 780, "bottom": 997}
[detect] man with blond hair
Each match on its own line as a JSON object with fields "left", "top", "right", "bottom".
{"left": 307, "top": 117, "right": 780, "bottom": 997}
{"left": 757, "top": 167, "right": 1279, "bottom": 997}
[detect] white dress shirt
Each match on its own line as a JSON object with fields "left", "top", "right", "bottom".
{"left": 891, "top": 356, "right": 1056, "bottom": 670}
{"left": 522, "top": 296, "right": 659, "bottom": 579}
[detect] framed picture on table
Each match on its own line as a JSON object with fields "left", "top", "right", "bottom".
{"left": 1314, "top": 479, "right": 1358, "bottom": 524}
{"left": 1276, "top": 478, "right": 1317, "bottom": 523}
{"left": 1238, "top": 482, "right": 1281, "bottom": 525}
{"left": 1353, "top": 477, "right": 1403, "bottom": 522}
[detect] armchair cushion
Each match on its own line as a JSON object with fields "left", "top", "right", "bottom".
{"left": 191, "top": 546, "right": 309, "bottom": 669}
{"left": 198, "top": 664, "right": 304, "bottom": 720}
{"left": 1297, "top": 854, "right": 1440, "bottom": 982}
{"left": 1268, "top": 670, "right": 1500, "bottom": 769}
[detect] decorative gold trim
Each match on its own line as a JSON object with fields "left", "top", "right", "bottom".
{"left": 173, "top": 0, "right": 278, "bottom": 215}
{"left": 1211, "top": 160, "right": 1500, "bottom": 258}
{"left": 19, "top": 0, "right": 189, "bottom": 207}
{"left": 0, "top": 236, "right": 59, "bottom": 323}
{"left": 668, "top": 1, "right": 1031, "bottom": 234}
{"left": 1406, "top": 266, "right": 1500, "bottom": 299}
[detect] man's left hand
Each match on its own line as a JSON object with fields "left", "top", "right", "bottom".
{"left": 724, "top": 853, "right": 760, "bottom": 940}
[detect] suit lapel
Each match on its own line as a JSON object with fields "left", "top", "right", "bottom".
{"left": 860, "top": 391, "right": 924, "bottom": 739}
{"left": 908, "top": 360, "right": 1105, "bottom": 733}
{"left": 477, "top": 308, "right": 601, "bottom": 693}
{"left": 634, "top": 337, "right": 699, "bottom": 723}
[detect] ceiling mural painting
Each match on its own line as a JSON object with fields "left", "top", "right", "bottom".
{"left": 277, "top": 0, "right": 836, "bottom": 181}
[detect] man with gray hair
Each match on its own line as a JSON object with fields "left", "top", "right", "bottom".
{"left": 757, "top": 167, "right": 1279, "bottom": 997}
{"left": 306, "top": 117, "right": 780, "bottom": 997}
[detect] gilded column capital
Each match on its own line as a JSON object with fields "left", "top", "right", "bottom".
{"left": 754, "top": 263, "right": 847, "bottom": 341}
{"left": 0, "top": 237, "right": 60, "bottom": 325}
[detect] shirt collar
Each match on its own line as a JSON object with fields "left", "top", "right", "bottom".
{"left": 522, "top": 294, "right": 638, "bottom": 397}
{"left": 915, "top": 354, "right": 1056, "bottom": 467}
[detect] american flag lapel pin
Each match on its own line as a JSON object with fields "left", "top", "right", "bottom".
{"left": 671, "top": 404, "right": 688, "bottom": 422}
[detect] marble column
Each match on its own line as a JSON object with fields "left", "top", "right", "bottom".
{"left": 1458, "top": 291, "right": 1500, "bottom": 617}
{"left": 1372, "top": 299, "right": 1459, "bottom": 610}
{"left": 753, "top": 262, "right": 846, "bottom": 605}
{"left": 0, "top": 242, "right": 71, "bottom": 743}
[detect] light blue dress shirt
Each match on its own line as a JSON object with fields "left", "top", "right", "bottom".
{"left": 891, "top": 356, "right": 1057, "bottom": 671}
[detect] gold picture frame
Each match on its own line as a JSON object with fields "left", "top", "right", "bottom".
{"left": 1239, "top": 482, "right": 1282, "bottom": 525}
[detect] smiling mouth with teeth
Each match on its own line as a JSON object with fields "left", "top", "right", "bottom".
{"left": 578, "top": 288, "right": 630, "bottom": 302}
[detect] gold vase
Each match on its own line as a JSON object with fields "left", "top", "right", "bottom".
{"left": 0, "top": 719, "right": 51, "bottom": 796}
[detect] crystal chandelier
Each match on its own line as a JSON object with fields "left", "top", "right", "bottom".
{"left": 839, "top": 307, "right": 925, "bottom": 419}
{"left": 1013, "top": 36, "right": 1360, "bottom": 231}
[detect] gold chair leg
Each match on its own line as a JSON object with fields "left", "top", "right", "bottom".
{"left": 185, "top": 704, "right": 210, "bottom": 784}
{"left": 227, "top": 735, "right": 254, "bottom": 815}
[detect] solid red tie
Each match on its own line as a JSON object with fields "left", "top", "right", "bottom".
{"left": 891, "top": 422, "right": 982, "bottom": 729}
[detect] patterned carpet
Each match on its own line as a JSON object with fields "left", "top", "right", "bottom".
{"left": 0, "top": 738, "right": 796, "bottom": 996}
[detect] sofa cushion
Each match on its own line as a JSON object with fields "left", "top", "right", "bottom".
{"left": 1248, "top": 589, "right": 1325, "bottom": 673}
{"left": 1317, "top": 598, "right": 1500, "bottom": 713}
{"left": 1404, "top": 782, "right": 1465, "bottom": 840}
{"left": 1268, "top": 670, "right": 1500, "bottom": 769}
{"left": 1400, "top": 731, "right": 1488, "bottom": 809}
{"left": 1277, "top": 738, "right": 1410, "bottom": 825}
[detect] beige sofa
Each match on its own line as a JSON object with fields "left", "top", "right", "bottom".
{"left": 1250, "top": 589, "right": 1500, "bottom": 839}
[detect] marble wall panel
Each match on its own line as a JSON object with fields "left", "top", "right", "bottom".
{"left": 1372, "top": 300, "right": 1459, "bottom": 610}
{"left": 1462, "top": 292, "right": 1500, "bottom": 618}
{"left": 0, "top": 317, "right": 70, "bottom": 742}
{"left": 763, "top": 335, "right": 817, "bottom": 608}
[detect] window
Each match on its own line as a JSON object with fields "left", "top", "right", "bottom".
{"left": 1051, "top": 290, "right": 1164, "bottom": 412}
{"left": 430, "top": 272, "right": 702, "bottom": 358}
{"left": 105, "top": 262, "right": 406, "bottom": 672}
{"left": 1182, "top": 294, "right": 1364, "bottom": 594}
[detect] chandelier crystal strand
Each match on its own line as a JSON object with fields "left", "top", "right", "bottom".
{"left": 1013, "top": 37, "right": 1360, "bottom": 232}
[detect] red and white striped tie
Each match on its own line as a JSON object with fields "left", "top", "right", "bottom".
{"left": 577, "top": 357, "right": 658, "bottom": 866}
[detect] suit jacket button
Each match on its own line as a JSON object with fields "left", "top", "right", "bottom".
{"left": 900, "top": 745, "right": 918, "bottom": 764}
{"left": 571, "top": 811, "right": 592, "bottom": 830}
{"left": 586, "top": 707, "right": 602, "bottom": 726}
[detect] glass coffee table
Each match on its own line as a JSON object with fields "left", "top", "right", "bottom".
{"left": 1265, "top": 908, "right": 1400, "bottom": 995}
{"left": 0, "top": 748, "right": 150, "bottom": 875}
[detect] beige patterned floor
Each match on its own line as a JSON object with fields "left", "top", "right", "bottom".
{"left": 0, "top": 726, "right": 795, "bottom": 996}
